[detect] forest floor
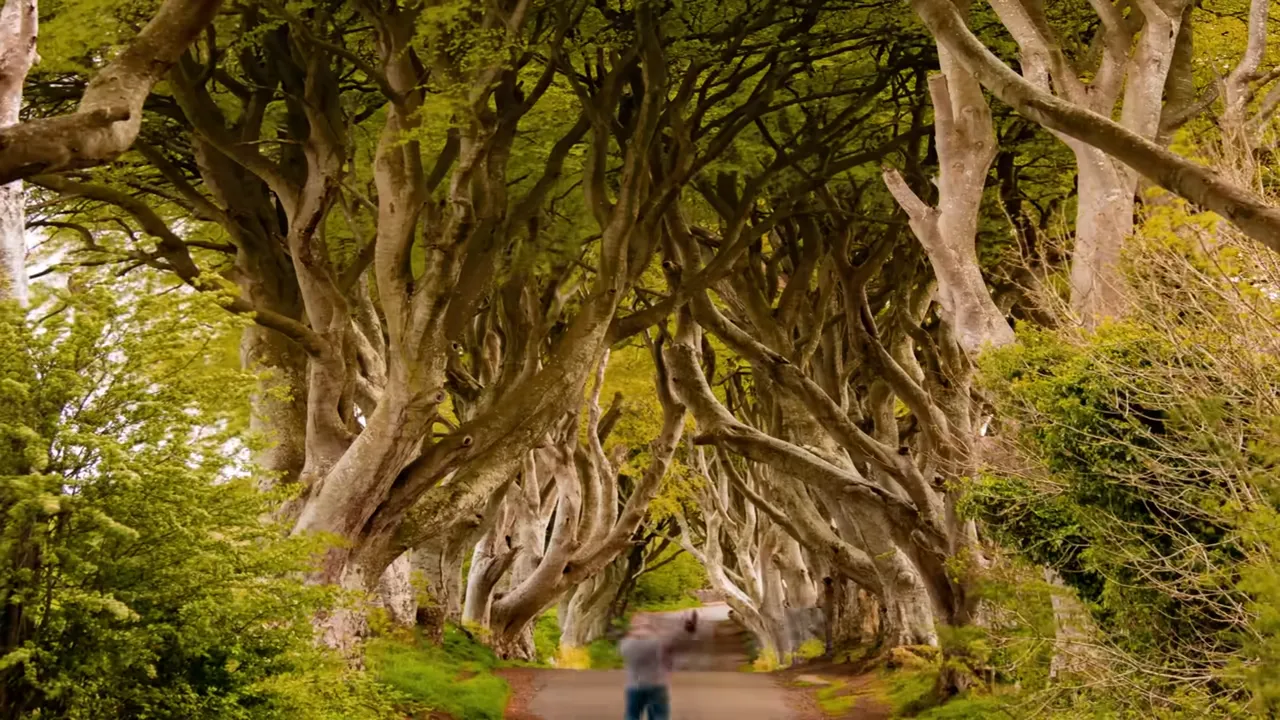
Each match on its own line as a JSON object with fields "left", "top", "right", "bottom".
{"left": 500, "top": 603, "right": 889, "bottom": 720}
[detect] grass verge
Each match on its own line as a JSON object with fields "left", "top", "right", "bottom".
{"left": 366, "top": 626, "right": 508, "bottom": 720}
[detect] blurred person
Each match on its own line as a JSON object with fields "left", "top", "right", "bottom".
{"left": 619, "top": 611, "right": 698, "bottom": 720}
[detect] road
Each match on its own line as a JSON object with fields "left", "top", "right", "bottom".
{"left": 513, "top": 603, "right": 801, "bottom": 720}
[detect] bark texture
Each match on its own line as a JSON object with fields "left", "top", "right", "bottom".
{"left": 911, "top": 0, "right": 1280, "bottom": 264}
{"left": 0, "top": 0, "right": 36, "bottom": 306}
{"left": 882, "top": 42, "right": 1010, "bottom": 353}
{"left": 0, "top": 0, "right": 223, "bottom": 184}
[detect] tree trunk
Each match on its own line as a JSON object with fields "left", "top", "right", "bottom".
{"left": 413, "top": 534, "right": 468, "bottom": 622}
{"left": 461, "top": 524, "right": 516, "bottom": 626}
{"left": 882, "top": 38, "right": 1011, "bottom": 354}
{"left": 1067, "top": 145, "right": 1133, "bottom": 323}
{"left": 911, "top": 0, "right": 1280, "bottom": 259}
{"left": 1043, "top": 568, "right": 1098, "bottom": 682}
{"left": 778, "top": 535, "right": 819, "bottom": 609}
{"left": 825, "top": 577, "right": 883, "bottom": 651}
{"left": 870, "top": 542, "right": 938, "bottom": 648}
{"left": 559, "top": 563, "right": 624, "bottom": 649}
{"left": 374, "top": 551, "right": 417, "bottom": 627}
{"left": 242, "top": 322, "right": 309, "bottom": 491}
{"left": 0, "top": 0, "right": 36, "bottom": 307}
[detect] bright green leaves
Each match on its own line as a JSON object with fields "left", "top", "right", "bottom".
{"left": 0, "top": 291, "right": 395, "bottom": 719}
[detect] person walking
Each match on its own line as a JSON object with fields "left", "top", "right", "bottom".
{"left": 619, "top": 611, "right": 698, "bottom": 720}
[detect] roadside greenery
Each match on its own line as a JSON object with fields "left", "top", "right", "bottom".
{"left": 0, "top": 290, "right": 398, "bottom": 719}
{"left": 367, "top": 628, "right": 508, "bottom": 720}
{"left": 966, "top": 227, "right": 1280, "bottom": 715}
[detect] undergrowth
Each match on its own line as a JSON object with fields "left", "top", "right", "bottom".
{"left": 366, "top": 626, "right": 508, "bottom": 720}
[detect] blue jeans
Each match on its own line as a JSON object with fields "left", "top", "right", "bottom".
{"left": 625, "top": 685, "right": 670, "bottom": 720}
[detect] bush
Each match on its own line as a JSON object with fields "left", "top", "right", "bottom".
{"left": 587, "top": 637, "right": 624, "bottom": 669}
{"left": 532, "top": 609, "right": 561, "bottom": 665}
{"left": 797, "top": 638, "right": 826, "bottom": 661}
{"left": 973, "top": 233, "right": 1280, "bottom": 713}
{"left": 0, "top": 291, "right": 397, "bottom": 719}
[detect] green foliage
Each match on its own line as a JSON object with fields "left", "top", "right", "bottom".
{"left": 912, "top": 695, "right": 1010, "bottom": 719}
{"left": 586, "top": 637, "right": 624, "bottom": 670}
{"left": 631, "top": 547, "right": 707, "bottom": 610}
{"left": 599, "top": 344, "right": 700, "bottom": 524}
{"left": 882, "top": 668, "right": 941, "bottom": 716}
{"left": 366, "top": 626, "right": 508, "bottom": 720}
{"left": 972, "top": 233, "right": 1280, "bottom": 712}
{"left": 797, "top": 638, "right": 826, "bottom": 661}
{"left": 0, "top": 291, "right": 395, "bottom": 719}
{"left": 533, "top": 609, "right": 623, "bottom": 670}
{"left": 815, "top": 680, "right": 858, "bottom": 714}
{"left": 532, "top": 609, "right": 561, "bottom": 665}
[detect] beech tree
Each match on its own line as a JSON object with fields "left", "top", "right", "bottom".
{"left": 19, "top": 0, "right": 932, "bottom": 652}
{"left": 910, "top": 0, "right": 1280, "bottom": 263}
{"left": 0, "top": 0, "right": 37, "bottom": 306}
{"left": 675, "top": 445, "right": 822, "bottom": 662}
{"left": 0, "top": 0, "right": 223, "bottom": 184}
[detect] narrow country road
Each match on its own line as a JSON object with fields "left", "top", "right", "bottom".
{"left": 510, "top": 603, "right": 800, "bottom": 720}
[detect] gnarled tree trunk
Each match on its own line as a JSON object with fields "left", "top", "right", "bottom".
{"left": 558, "top": 561, "right": 625, "bottom": 650}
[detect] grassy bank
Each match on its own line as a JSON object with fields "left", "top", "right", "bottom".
{"left": 366, "top": 627, "right": 509, "bottom": 720}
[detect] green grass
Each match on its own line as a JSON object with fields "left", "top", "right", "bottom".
{"left": 815, "top": 680, "right": 859, "bottom": 714}
{"left": 881, "top": 668, "right": 941, "bottom": 717}
{"left": 914, "top": 695, "right": 1010, "bottom": 719}
{"left": 587, "top": 636, "right": 623, "bottom": 668}
{"left": 366, "top": 626, "right": 508, "bottom": 720}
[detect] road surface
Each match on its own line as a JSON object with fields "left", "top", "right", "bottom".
{"left": 514, "top": 603, "right": 801, "bottom": 720}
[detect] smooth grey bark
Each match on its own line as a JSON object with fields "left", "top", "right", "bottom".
{"left": 883, "top": 15, "right": 1012, "bottom": 353}
{"left": 1222, "top": 0, "right": 1273, "bottom": 137}
{"left": 0, "top": 0, "right": 224, "bottom": 184}
{"left": 558, "top": 561, "right": 625, "bottom": 650}
{"left": 461, "top": 525, "right": 516, "bottom": 627}
{"left": 187, "top": 139, "right": 311, "bottom": 490}
{"left": 676, "top": 447, "right": 796, "bottom": 660}
{"left": 0, "top": 0, "right": 35, "bottom": 307}
{"left": 374, "top": 551, "right": 417, "bottom": 627}
{"left": 910, "top": 0, "right": 1280, "bottom": 261}
{"left": 484, "top": 343, "right": 686, "bottom": 660}
{"left": 977, "top": 0, "right": 1188, "bottom": 324}
{"left": 413, "top": 533, "right": 469, "bottom": 622}
{"left": 662, "top": 301, "right": 941, "bottom": 647}
{"left": 777, "top": 534, "right": 819, "bottom": 610}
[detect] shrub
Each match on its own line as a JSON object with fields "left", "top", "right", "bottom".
{"left": 532, "top": 609, "right": 561, "bottom": 665}
{"left": 797, "top": 638, "right": 826, "bottom": 661}
{"left": 974, "top": 233, "right": 1280, "bottom": 713}
{"left": 0, "top": 291, "right": 397, "bottom": 719}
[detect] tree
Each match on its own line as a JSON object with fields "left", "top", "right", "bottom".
{"left": 21, "top": 0, "right": 940, "bottom": 651}
{"left": 910, "top": 0, "right": 1280, "bottom": 264}
{"left": 0, "top": 0, "right": 223, "bottom": 184}
{"left": 0, "top": 287, "right": 395, "bottom": 719}
{"left": 0, "top": 0, "right": 37, "bottom": 306}
{"left": 976, "top": 220, "right": 1280, "bottom": 713}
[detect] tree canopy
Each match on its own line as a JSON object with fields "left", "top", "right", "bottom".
{"left": 3, "top": 0, "right": 1280, "bottom": 716}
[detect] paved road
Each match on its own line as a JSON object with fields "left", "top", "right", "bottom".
{"left": 520, "top": 603, "right": 799, "bottom": 720}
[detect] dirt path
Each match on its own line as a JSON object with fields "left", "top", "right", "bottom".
{"left": 504, "top": 603, "right": 809, "bottom": 720}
